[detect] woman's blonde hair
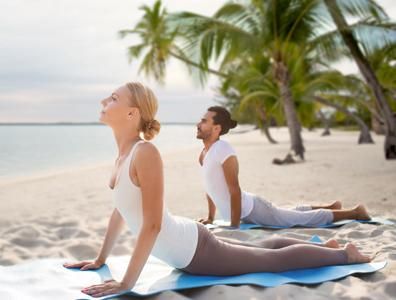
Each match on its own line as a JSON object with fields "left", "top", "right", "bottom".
{"left": 125, "top": 82, "right": 161, "bottom": 140}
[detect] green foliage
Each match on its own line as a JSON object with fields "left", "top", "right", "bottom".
{"left": 118, "top": 0, "right": 173, "bottom": 82}
{"left": 121, "top": 0, "right": 396, "bottom": 130}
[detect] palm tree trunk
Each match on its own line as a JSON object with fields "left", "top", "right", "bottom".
{"left": 324, "top": 0, "right": 396, "bottom": 158}
{"left": 318, "top": 110, "right": 331, "bottom": 136}
{"left": 262, "top": 125, "right": 277, "bottom": 144}
{"left": 370, "top": 98, "right": 386, "bottom": 134}
{"left": 372, "top": 114, "right": 385, "bottom": 135}
{"left": 169, "top": 51, "right": 227, "bottom": 78}
{"left": 274, "top": 60, "right": 305, "bottom": 159}
{"left": 314, "top": 96, "right": 374, "bottom": 144}
{"left": 256, "top": 106, "right": 277, "bottom": 144}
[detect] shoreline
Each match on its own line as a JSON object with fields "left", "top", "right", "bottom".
{"left": 1, "top": 125, "right": 379, "bottom": 185}
{"left": 0, "top": 125, "right": 256, "bottom": 185}
{"left": 0, "top": 126, "right": 381, "bottom": 184}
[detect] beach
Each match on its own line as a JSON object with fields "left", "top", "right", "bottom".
{"left": 0, "top": 128, "right": 395, "bottom": 299}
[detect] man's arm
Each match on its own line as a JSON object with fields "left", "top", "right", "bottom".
{"left": 198, "top": 148, "right": 217, "bottom": 224}
{"left": 222, "top": 156, "right": 241, "bottom": 228}
{"left": 207, "top": 194, "right": 216, "bottom": 222}
{"left": 198, "top": 194, "right": 216, "bottom": 224}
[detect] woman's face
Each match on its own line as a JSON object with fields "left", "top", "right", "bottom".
{"left": 99, "top": 86, "right": 134, "bottom": 125}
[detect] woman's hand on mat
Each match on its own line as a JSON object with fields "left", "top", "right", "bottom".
{"left": 81, "top": 279, "right": 128, "bottom": 297}
{"left": 198, "top": 218, "right": 213, "bottom": 225}
{"left": 63, "top": 259, "right": 104, "bottom": 271}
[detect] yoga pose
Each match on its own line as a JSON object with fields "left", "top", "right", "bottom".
{"left": 64, "top": 83, "right": 371, "bottom": 298}
{"left": 196, "top": 106, "right": 371, "bottom": 228}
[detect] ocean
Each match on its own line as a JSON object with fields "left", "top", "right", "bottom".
{"left": 0, "top": 124, "right": 201, "bottom": 181}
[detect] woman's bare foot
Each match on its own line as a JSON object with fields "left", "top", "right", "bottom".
{"left": 354, "top": 204, "right": 371, "bottom": 220}
{"left": 344, "top": 243, "right": 371, "bottom": 264}
{"left": 325, "top": 238, "right": 340, "bottom": 248}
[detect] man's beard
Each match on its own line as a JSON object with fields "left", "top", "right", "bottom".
{"left": 196, "top": 130, "right": 207, "bottom": 140}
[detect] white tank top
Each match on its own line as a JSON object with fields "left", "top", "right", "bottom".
{"left": 113, "top": 141, "right": 198, "bottom": 268}
{"left": 201, "top": 140, "right": 254, "bottom": 221}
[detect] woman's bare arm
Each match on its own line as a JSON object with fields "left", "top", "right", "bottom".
{"left": 96, "top": 208, "right": 125, "bottom": 264}
{"left": 120, "top": 143, "right": 164, "bottom": 288}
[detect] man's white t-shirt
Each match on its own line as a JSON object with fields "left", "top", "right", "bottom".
{"left": 201, "top": 140, "right": 254, "bottom": 221}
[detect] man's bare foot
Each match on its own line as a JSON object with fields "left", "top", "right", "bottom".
{"left": 344, "top": 243, "right": 371, "bottom": 264}
{"left": 329, "top": 200, "right": 342, "bottom": 210}
{"left": 354, "top": 204, "right": 371, "bottom": 220}
{"left": 325, "top": 238, "right": 340, "bottom": 248}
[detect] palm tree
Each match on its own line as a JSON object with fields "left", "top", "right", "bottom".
{"left": 170, "top": 0, "right": 336, "bottom": 160}
{"left": 298, "top": 67, "right": 375, "bottom": 143}
{"left": 122, "top": 0, "right": 394, "bottom": 159}
{"left": 322, "top": 0, "right": 396, "bottom": 158}
{"left": 216, "top": 84, "right": 280, "bottom": 144}
{"left": 314, "top": 96, "right": 374, "bottom": 143}
{"left": 169, "top": 0, "right": 394, "bottom": 159}
{"left": 365, "top": 44, "right": 396, "bottom": 134}
{"left": 216, "top": 53, "right": 281, "bottom": 144}
{"left": 118, "top": 0, "right": 226, "bottom": 84}
{"left": 233, "top": 53, "right": 374, "bottom": 144}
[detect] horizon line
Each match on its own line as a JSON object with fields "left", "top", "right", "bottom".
{"left": 0, "top": 121, "right": 197, "bottom": 126}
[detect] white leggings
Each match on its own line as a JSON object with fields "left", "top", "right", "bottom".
{"left": 242, "top": 196, "right": 333, "bottom": 227}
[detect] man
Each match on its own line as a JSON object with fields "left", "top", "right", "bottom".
{"left": 196, "top": 106, "right": 370, "bottom": 228}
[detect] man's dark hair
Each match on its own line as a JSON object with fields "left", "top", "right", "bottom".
{"left": 208, "top": 106, "right": 238, "bottom": 135}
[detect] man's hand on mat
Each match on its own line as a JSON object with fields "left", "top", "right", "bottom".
{"left": 198, "top": 218, "right": 213, "bottom": 225}
{"left": 81, "top": 279, "right": 128, "bottom": 297}
{"left": 63, "top": 259, "right": 104, "bottom": 271}
{"left": 218, "top": 225, "right": 239, "bottom": 230}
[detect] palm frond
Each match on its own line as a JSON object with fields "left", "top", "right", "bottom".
{"left": 335, "top": 0, "right": 388, "bottom": 21}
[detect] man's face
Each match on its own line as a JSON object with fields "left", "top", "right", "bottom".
{"left": 196, "top": 111, "right": 219, "bottom": 140}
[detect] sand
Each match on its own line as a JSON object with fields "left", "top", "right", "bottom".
{"left": 0, "top": 127, "right": 395, "bottom": 299}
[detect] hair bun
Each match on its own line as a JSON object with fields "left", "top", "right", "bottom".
{"left": 143, "top": 119, "right": 161, "bottom": 140}
{"left": 229, "top": 119, "right": 238, "bottom": 129}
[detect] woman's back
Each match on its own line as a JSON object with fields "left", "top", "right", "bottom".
{"left": 113, "top": 141, "right": 198, "bottom": 268}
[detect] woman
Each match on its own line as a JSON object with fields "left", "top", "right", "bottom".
{"left": 64, "top": 82, "right": 371, "bottom": 298}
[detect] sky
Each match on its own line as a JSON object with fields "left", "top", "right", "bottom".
{"left": 0, "top": 0, "right": 395, "bottom": 123}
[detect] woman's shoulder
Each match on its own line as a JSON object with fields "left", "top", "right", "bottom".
{"left": 134, "top": 141, "right": 162, "bottom": 163}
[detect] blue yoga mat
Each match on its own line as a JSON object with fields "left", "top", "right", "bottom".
{"left": 0, "top": 237, "right": 386, "bottom": 299}
{"left": 206, "top": 217, "right": 395, "bottom": 230}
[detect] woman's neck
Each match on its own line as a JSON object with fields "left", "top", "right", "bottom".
{"left": 113, "top": 128, "right": 141, "bottom": 157}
